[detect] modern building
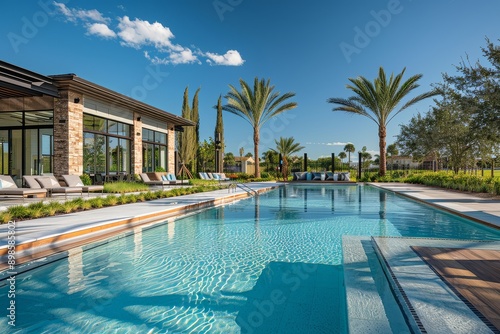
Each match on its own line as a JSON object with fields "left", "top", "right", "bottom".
{"left": 0, "top": 60, "right": 194, "bottom": 185}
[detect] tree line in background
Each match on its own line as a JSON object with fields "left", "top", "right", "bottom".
{"left": 397, "top": 39, "right": 500, "bottom": 173}
{"left": 177, "top": 38, "right": 499, "bottom": 180}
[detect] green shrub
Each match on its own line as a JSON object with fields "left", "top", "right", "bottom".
{"left": 104, "top": 181, "right": 150, "bottom": 194}
{"left": 7, "top": 205, "right": 31, "bottom": 219}
{"left": 103, "top": 195, "right": 118, "bottom": 206}
{"left": 117, "top": 194, "right": 129, "bottom": 205}
{"left": 80, "top": 174, "right": 92, "bottom": 186}
{"left": 0, "top": 212, "right": 13, "bottom": 224}
{"left": 88, "top": 197, "right": 104, "bottom": 208}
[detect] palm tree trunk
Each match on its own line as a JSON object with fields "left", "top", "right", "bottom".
{"left": 379, "top": 125, "right": 387, "bottom": 176}
{"left": 282, "top": 156, "right": 288, "bottom": 181}
{"left": 253, "top": 127, "right": 260, "bottom": 178}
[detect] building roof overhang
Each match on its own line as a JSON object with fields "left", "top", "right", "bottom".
{"left": 50, "top": 74, "right": 194, "bottom": 128}
{"left": 0, "top": 60, "right": 60, "bottom": 99}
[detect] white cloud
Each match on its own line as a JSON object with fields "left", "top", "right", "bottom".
{"left": 54, "top": 2, "right": 109, "bottom": 23}
{"left": 55, "top": 4, "right": 245, "bottom": 67}
{"left": 117, "top": 16, "right": 180, "bottom": 50}
{"left": 145, "top": 49, "right": 200, "bottom": 65}
{"left": 205, "top": 50, "right": 245, "bottom": 66}
{"left": 87, "top": 23, "right": 116, "bottom": 38}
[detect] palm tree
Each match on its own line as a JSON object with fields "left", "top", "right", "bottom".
{"left": 224, "top": 77, "right": 298, "bottom": 178}
{"left": 343, "top": 143, "right": 355, "bottom": 167}
{"left": 328, "top": 67, "right": 438, "bottom": 176}
{"left": 338, "top": 151, "right": 347, "bottom": 170}
{"left": 272, "top": 137, "right": 304, "bottom": 181}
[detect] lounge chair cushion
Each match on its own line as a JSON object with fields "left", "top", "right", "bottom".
{"left": 140, "top": 173, "right": 151, "bottom": 182}
{"left": 35, "top": 177, "right": 60, "bottom": 188}
{"left": 63, "top": 175, "right": 84, "bottom": 187}
{"left": 23, "top": 176, "right": 43, "bottom": 189}
{"left": 0, "top": 178, "right": 15, "bottom": 189}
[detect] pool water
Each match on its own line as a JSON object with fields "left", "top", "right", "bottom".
{"left": 1, "top": 185, "right": 500, "bottom": 333}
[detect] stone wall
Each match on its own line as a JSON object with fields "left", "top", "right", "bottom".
{"left": 133, "top": 114, "right": 143, "bottom": 175}
{"left": 168, "top": 125, "right": 176, "bottom": 173}
{"left": 53, "top": 90, "right": 83, "bottom": 176}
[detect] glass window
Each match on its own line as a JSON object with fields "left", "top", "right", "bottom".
{"left": 142, "top": 129, "right": 154, "bottom": 142}
{"left": 108, "top": 120, "right": 118, "bottom": 135}
{"left": 155, "top": 132, "right": 167, "bottom": 144}
{"left": 120, "top": 138, "right": 130, "bottom": 173}
{"left": 142, "top": 142, "right": 153, "bottom": 172}
{"left": 0, "top": 112, "right": 23, "bottom": 127}
{"left": 84, "top": 133, "right": 106, "bottom": 174}
{"left": 83, "top": 114, "right": 106, "bottom": 132}
{"left": 25, "top": 111, "right": 53, "bottom": 126}
{"left": 0, "top": 130, "right": 8, "bottom": 175}
{"left": 117, "top": 123, "right": 130, "bottom": 137}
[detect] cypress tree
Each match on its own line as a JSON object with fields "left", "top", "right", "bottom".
{"left": 214, "top": 95, "right": 224, "bottom": 172}
{"left": 192, "top": 88, "right": 200, "bottom": 173}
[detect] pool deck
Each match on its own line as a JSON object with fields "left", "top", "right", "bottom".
{"left": 345, "top": 183, "right": 500, "bottom": 334}
{"left": 2, "top": 181, "right": 500, "bottom": 333}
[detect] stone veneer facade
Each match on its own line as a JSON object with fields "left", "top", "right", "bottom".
{"left": 168, "top": 125, "right": 176, "bottom": 173}
{"left": 132, "top": 113, "right": 143, "bottom": 175}
{"left": 53, "top": 90, "right": 83, "bottom": 176}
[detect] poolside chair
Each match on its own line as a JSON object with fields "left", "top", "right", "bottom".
{"left": 139, "top": 173, "right": 170, "bottom": 190}
{"left": 62, "top": 175, "right": 104, "bottom": 196}
{"left": 0, "top": 175, "right": 47, "bottom": 199}
{"left": 33, "top": 175, "right": 83, "bottom": 199}
{"left": 212, "top": 173, "right": 231, "bottom": 182}
{"left": 162, "top": 173, "right": 186, "bottom": 185}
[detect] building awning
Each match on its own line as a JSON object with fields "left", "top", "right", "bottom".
{"left": 0, "top": 60, "right": 59, "bottom": 99}
{"left": 50, "top": 74, "right": 195, "bottom": 128}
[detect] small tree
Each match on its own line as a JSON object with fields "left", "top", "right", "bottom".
{"left": 272, "top": 137, "right": 304, "bottom": 181}
{"left": 343, "top": 143, "right": 355, "bottom": 167}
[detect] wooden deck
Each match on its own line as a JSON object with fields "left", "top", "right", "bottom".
{"left": 411, "top": 246, "right": 500, "bottom": 331}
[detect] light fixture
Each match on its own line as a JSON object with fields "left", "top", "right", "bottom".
{"left": 136, "top": 116, "right": 142, "bottom": 121}
{"left": 136, "top": 132, "right": 141, "bottom": 136}
{"left": 74, "top": 98, "right": 80, "bottom": 103}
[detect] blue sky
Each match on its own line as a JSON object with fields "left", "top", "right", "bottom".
{"left": 2, "top": 1, "right": 500, "bottom": 160}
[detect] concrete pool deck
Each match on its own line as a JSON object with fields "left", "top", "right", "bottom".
{"left": 345, "top": 183, "right": 500, "bottom": 334}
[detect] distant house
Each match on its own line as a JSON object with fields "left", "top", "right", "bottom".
{"left": 386, "top": 155, "right": 420, "bottom": 169}
{"left": 233, "top": 156, "right": 255, "bottom": 175}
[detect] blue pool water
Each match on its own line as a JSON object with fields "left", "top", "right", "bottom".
{"left": 1, "top": 184, "right": 500, "bottom": 333}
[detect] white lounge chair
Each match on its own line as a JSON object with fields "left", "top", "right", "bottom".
{"left": 0, "top": 175, "right": 47, "bottom": 199}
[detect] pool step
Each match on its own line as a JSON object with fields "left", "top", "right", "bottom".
{"left": 343, "top": 236, "right": 410, "bottom": 333}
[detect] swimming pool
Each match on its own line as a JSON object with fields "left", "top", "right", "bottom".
{"left": 1, "top": 184, "right": 499, "bottom": 333}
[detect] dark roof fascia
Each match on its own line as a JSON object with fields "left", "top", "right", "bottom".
{"left": 0, "top": 60, "right": 60, "bottom": 97}
{"left": 50, "top": 74, "right": 195, "bottom": 127}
